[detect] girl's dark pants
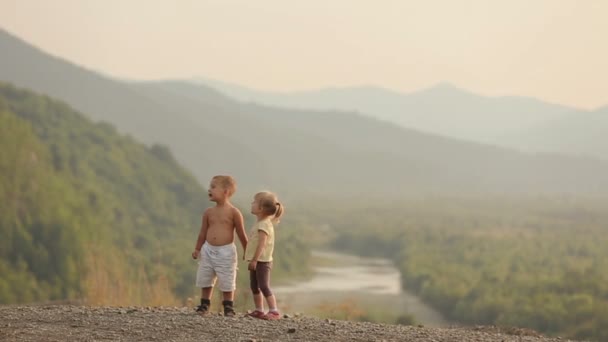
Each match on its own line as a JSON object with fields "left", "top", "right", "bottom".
{"left": 250, "top": 261, "right": 273, "bottom": 297}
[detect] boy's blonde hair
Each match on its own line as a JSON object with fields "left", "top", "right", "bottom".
{"left": 255, "top": 191, "right": 284, "bottom": 224}
{"left": 212, "top": 175, "right": 237, "bottom": 197}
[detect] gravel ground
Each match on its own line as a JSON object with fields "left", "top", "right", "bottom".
{"left": 0, "top": 306, "right": 579, "bottom": 342}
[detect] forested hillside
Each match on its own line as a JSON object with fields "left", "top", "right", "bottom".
{"left": 0, "top": 83, "right": 310, "bottom": 306}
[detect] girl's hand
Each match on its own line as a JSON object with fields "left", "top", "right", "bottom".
{"left": 192, "top": 250, "right": 200, "bottom": 259}
{"left": 248, "top": 260, "right": 257, "bottom": 271}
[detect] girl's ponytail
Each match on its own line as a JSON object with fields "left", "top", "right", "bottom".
{"left": 273, "top": 202, "right": 284, "bottom": 224}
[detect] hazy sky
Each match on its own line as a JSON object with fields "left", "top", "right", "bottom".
{"left": 1, "top": 0, "right": 607, "bottom": 109}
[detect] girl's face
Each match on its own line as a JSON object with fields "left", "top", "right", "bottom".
{"left": 250, "top": 197, "right": 262, "bottom": 215}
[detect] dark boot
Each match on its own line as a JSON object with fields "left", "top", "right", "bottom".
{"left": 222, "top": 300, "right": 235, "bottom": 317}
{"left": 196, "top": 298, "right": 210, "bottom": 316}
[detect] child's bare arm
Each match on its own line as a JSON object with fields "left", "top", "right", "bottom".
{"left": 233, "top": 207, "right": 248, "bottom": 251}
{"left": 192, "top": 209, "right": 210, "bottom": 259}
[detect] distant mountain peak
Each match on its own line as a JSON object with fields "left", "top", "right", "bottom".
{"left": 415, "top": 82, "right": 474, "bottom": 97}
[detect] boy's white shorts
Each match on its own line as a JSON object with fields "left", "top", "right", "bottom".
{"left": 196, "top": 242, "right": 237, "bottom": 292}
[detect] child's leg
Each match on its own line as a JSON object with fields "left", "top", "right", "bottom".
{"left": 254, "top": 293, "right": 264, "bottom": 311}
{"left": 215, "top": 244, "right": 238, "bottom": 316}
{"left": 265, "top": 294, "right": 277, "bottom": 312}
{"left": 221, "top": 291, "right": 236, "bottom": 317}
{"left": 222, "top": 291, "right": 234, "bottom": 302}
{"left": 195, "top": 287, "right": 212, "bottom": 315}
{"left": 195, "top": 245, "right": 218, "bottom": 314}
{"left": 256, "top": 262, "right": 278, "bottom": 311}
{"left": 249, "top": 270, "right": 264, "bottom": 311}
{"left": 201, "top": 287, "right": 213, "bottom": 300}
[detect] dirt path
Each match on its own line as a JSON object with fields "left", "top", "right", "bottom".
{"left": 0, "top": 306, "right": 579, "bottom": 342}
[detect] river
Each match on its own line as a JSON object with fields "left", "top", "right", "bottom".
{"left": 273, "top": 250, "right": 447, "bottom": 326}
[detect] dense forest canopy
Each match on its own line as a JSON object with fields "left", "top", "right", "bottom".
{"left": 288, "top": 196, "right": 608, "bottom": 341}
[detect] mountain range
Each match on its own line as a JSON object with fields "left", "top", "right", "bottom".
{"left": 197, "top": 78, "right": 608, "bottom": 160}
{"left": 2, "top": 27, "right": 608, "bottom": 197}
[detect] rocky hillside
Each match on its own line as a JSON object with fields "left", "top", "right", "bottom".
{"left": 0, "top": 306, "right": 579, "bottom": 342}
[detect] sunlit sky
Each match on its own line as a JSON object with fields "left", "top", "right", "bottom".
{"left": 1, "top": 0, "right": 607, "bottom": 109}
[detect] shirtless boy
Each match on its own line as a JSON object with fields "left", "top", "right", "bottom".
{"left": 192, "top": 175, "right": 247, "bottom": 316}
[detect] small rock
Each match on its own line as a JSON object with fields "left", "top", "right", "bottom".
{"left": 283, "top": 313, "right": 292, "bottom": 319}
{"left": 287, "top": 328, "right": 296, "bottom": 333}
{"left": 417, "top": 324, "right": 424, "bottom": 328}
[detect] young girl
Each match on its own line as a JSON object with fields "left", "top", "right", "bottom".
{"left": 245, "top": 191, "right": 284, "bottom": 320}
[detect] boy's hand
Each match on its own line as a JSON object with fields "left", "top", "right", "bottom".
{"left": 192, "top": 250, "right": 200, "bottom": 259}
{"left": 248, "top": 260, "right": 257, "bottom": 271}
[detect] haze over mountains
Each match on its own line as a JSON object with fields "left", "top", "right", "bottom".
{"left": 198, "top": 78, "right": 608, "bottom": 160}
{"left": 2, "top": 27, "right": 608, "bottom": 197}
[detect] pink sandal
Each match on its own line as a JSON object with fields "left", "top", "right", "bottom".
{"left": 246, "top": 310, "right": 266, "bottom": 319}
{"left": 264, "top": 311, "right": 281, "bottom": 320}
